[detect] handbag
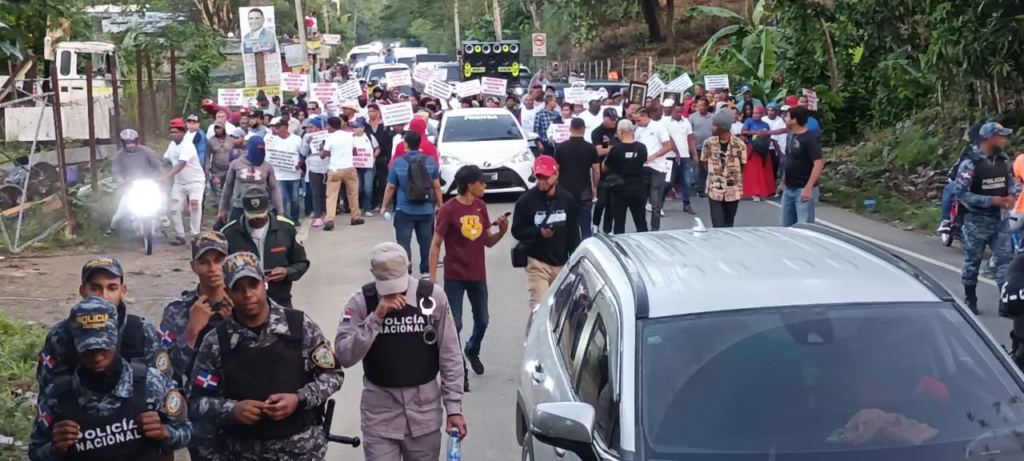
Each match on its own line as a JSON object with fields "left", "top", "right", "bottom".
{"left": 511, "top": 206, "right": 552, "bottom": 268}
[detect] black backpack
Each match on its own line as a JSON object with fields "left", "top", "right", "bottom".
{"left": 405, "top": 155, "right": 433, "bottom": 203}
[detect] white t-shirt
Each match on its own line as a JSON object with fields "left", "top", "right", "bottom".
{"left": 635, "top": 120, "right": 672, "bottom": 175}
{"left": 304, "top": 132, "right": 331, "bottom": 175}
{"left": 250, "top": 224, "right": 269, "bottom": 268}
{"left": 352, "top": 133, "right": 379, "bottom": 168}
{"left": 520, "top": 106, "right": 540, "bottom": 135}
{"left": 265, "top": 134, "right": 303, "bottom": 181}
{"left": 323, "top": 130, "right": 355, "bottom": 170}
{"left": 391, "top": 134, "right": 404, "bottom": 158}
{"left": 731, "top": 122, "right": 744, "bottom": 136}
{"left": 206, "top": 121, "right": 237, "bottom": 139}
{"left": 163, "top": 139, "right": 205, "bottom": 185}
{"left": 766, "top": 116, "right": 788, "bottom": 153}
{"left": 576, "top": 110, "right": 603, "bottom": 144}
{"left": 663, "top": 117, "right": 693, "bottom": 159}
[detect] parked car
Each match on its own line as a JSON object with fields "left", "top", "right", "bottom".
{"left": 517, "top": 222, "right": 1024, "bottom": 461}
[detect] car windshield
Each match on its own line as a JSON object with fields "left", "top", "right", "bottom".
{"left": 442, "top": 114, "right": 523, "bottom": 143}
{"left": 350, "top": 52, "right": 373, "bottom": 63}
{"left": 366, "top": 66, "right": 406, "bottom": 83}
{"left": 640, "top": 302, "right": 1024, "bottom": 460}
{"left": 440, "top": 66, "right": 460, "bottom": 82}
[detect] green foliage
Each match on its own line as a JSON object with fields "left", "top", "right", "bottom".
{"left": 0, "top": 312, "right": 46, "bottom": 449}
{"left": 0, "top": 0, "right": 89, "bottom": 60}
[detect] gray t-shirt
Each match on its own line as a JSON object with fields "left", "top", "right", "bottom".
{"left": 689, "top": 112, "right": 714, "bottom": 151}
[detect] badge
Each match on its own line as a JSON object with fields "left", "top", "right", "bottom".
{"left": 154, "top": 351, "right": 171, "bottom": 374}
{"left": 310, "top": 342, "right": 337, "bottom": 369}
{"left": 165, "top": 389, "right": 185, "bottom": 418}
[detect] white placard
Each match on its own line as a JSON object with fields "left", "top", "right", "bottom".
{"left": 666, "top": 73, "right": 694, "bottom": 93}
{"left": 282, "top": 43, "right": 305, "bottom": 68}
{"left": 309, "top": 83, "right": 337, "bottom": 105}
{"left": 380, "top": 101, "right": 414, "bottom": 127}
{"left": 305, "top": 131, "right": 328, "bottom": 153}
{"left": 218, "top": 88, "right": 243, "bottom": 107}
{"left": 424, "top": 79, "right": 454, "bottom": 100}
{"left": 386, "top": 70, "right": 412, "bottom": 87}
{"left": 334, "top": 80, "right": 361, "bottom": 101}
{"left": 413, "top": 66, "right": 435, "bottom": 83}
{"left": 704, "top": 74, "right": 730, "bottom": 91}
{"left": 647, "top": 74, "right": 666, "bottom": 99}
{"left": 265, "top": 146, "right": 299, "bottom": 170}
{"left": 353, "top": 146, "right": 374, "bottom": 169}
{"left": 432, "top": 69, "right": 448, "bottom": 82}
{"left": 280, "top": 73, "right": 309, "bottom": 93}
{"left": 548, "top": 123, "right": 572, "bottom": 144}
{"left": 455, "top": 79, "right": 482, "bottom": 98}
{"left": 481, "top": 76, "right": 507, "bottom": 95}
{"left": 802, "top": 88, "right": 818, "bottom": 111}
{"left": 322, "top": 34, "right": 341, "bottom": 45}
{"left": 563, "top": 87, "right": 587, "bottom": 104}
{"left": 597, "top": 88, "right": 609, "bottom": 100}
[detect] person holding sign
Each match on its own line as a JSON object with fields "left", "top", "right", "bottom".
{"left": 267, "top": 118, "right": 305, "bottom": 223}
{"left": 351, "top": 120, "right": 380, "bottom": 217}
{"left": 321, "top": 117, "right": 365, "bottom": 231}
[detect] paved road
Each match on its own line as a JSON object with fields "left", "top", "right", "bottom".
{"left": 292, "top": 194, "right": 1013, "bottom": 460}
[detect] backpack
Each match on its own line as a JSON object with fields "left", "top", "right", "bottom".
{"left": 405, "top": 155, "right": 433, "bottom": 203}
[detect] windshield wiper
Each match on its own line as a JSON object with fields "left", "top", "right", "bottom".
{"left": 964, "top": 425, "right": 1024, "bottom": 457}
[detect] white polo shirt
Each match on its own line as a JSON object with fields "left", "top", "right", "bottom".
{"left": 663, "top": 116, "right": 694, "bottom": 159}
{"left": 635, "top": 119, "right": 672, "bottom": 176}
{"left": 323, "top": 130, "right": 355, "bottom": 170}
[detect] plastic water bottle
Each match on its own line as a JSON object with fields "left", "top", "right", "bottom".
{"left": 384, "top": 211, "right": 394, "bottom": 221}
{"left": 447, "top": 429, "right": 461, "bottom": 461}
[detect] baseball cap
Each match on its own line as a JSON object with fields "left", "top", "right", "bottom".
{"left": 192, "top": 231, "right": 229, "bottom": 260}
{"left": 81, "top": 256, "right": 124, "bottom": 284}
{"left": 712, "top": 110, "right": 733, "bottom": 132}
{"left": 309, "top": 118, "right": 324, "bottom": 129}
{"left": 370, "top": 242, "right": 411, "bottom": 296}
{"left": 780, "top": 105, "right": 791, "bottom": 111}
{"left": 67, "top": 296, "right": 119, "bottom": 352}
{"left": 240, "top": 107, "right": 251, "bottom": 115}
{"left": 349, "top": 120, "right": 365, "bottom": 129}
{"left": 230, "top": 128, "right": 247, "bottom": 138}
{"left": 534, "top": 155, "right": 558, "bottom": 177}
{"left": 740, "top": 85, "right": 752, "bottom": 94}
{"left": 213, "top": 120, "right": 226, "bottom": 129}
{"left": 980, "top": 122, "right": 1013, "bottom": 140}
{"left": 222, "top": 252, "right": 264, "bottom": 289}
{"left": 241, "top": 187, "right": 270, "bottom": 219}
{"left": 767, "top": 102, "right": 779, "bottom": 110}
{"left": 169, "top": 118, "right": 186, "bottom": 130}
{"left": 186, "top": 114, "right": 200, "bottom": 123}
{"left": 201, "top": 99, "right": 215, "bottom": 108}
{"left": 662, "top": 99, "right": 676, "bottom": 107}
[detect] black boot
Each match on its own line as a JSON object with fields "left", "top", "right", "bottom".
{"left": 964, "top": 284, "right": 979, "bottom": 315}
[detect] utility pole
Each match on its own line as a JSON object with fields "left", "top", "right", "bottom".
{"left": 295, "top": 0, "right": 307, "bottom": 44}
{"left": 323, "top": 1, "right": 330, "bottom": 34}
{"left": 453, "top": 0, "right": 461, "bottom": 51}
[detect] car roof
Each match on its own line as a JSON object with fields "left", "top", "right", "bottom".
{"left": 605, "top": 226, "right": 943, "bottom": 318}
{"left": 445, "top": 108, "right": 517, "bottom": 117}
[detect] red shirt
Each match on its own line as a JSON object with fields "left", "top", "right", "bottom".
{"left": 435, "top": 198, "right": 490, "bottom": 281}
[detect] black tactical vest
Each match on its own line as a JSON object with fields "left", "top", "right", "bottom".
{"left": 59, "top": 312, "right": 146, "bottom": 375}
{"left": 361, "top": 280, "right": 441, "bottom": 388}
{"left": 55, "top": 363, "right": 159, "bottom": 461}
{"left": 969, "top": 155, "right": 1009, "bottom": 214}
{"left": 217, "top": 308, "right": 319, "bottom": 439}
{"left": 176, "top": 316, "right": 224, "bottom": 388}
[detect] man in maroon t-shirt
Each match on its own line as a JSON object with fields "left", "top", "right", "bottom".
{"left": 429, "top": 165, "right": 509, "bottom": 391}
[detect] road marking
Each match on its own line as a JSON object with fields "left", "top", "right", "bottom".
{"left": 761, "top": 200, "right": 996, "bottom": 287}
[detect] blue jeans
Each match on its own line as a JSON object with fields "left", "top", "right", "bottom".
{"left": 394, "top": 211, "right": 434, "bottom": 275}
{"left": 577, "top": 201, "right": 593, "bottom": 240}
{"left": 673, "top": 158, "right": 693, "bottom": 205}
{"left": 444, "top": 279, "right": 489, "bottom": 360}
{"left": 941, "top": 182, "right": 956, "bottom": 221}
{"left": 358, "top": 168, "right": 375, "bottom": 212}
{"left": 278, "top": 179, "right": 302, "bottom": 222}
{"left": 781, "top": 186, "right": 819, "bottom": 227}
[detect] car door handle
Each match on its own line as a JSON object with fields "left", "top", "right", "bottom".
{"left": 530, "top": 363, "right": 545, "bottom": 383}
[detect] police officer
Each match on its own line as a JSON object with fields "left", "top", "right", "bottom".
{"left": 159, "top": 231, "right": 232, "bottom": 461}
{"left": 28, "top": 297, "right": 192, "bottom": 461}
{"left": 222, "top": 187, "right": 310, "bottom": 308}
{"left": 188, "top": 252, "right": 343, "bottom": 460}
{"left": 37, "top": 257, "right": 173, "bottom": 418}
{"left": 335, "top": 242, "right": 467, "bottom": 461}
{"left": 955, "top": 122, "right": 1018, "bottom": 315}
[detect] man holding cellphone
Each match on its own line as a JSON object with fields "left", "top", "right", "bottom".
{"left": 429, "top": 166, "right": 509, "bottom": 391}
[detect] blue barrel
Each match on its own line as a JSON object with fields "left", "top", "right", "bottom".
{"left": 66, "top": 165, "right": 79, "bottom": 186}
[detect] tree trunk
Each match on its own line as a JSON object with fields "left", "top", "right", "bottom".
{"left": 639, "top": 0, "right": 664, "bottom": 43}
{"left": 492, "top": 0, "right": 503, "bottom": 40}
{"left": 666, "top": 0, "right": 675, "bottom": 47}
{"left": 819, "top": 17, "right": 839, "bottom": 91}
{"left": 526, "top": 0, "right": 541, "bottom": 33}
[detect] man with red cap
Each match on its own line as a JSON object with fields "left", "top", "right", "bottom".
{"left": 163, "top": 118, "right": 207, "bottom": 246}
{"left": 510, "top": 155, "right": 579, "bottom": 309}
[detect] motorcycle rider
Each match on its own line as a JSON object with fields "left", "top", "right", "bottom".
{"left": 107, "top": 129, "right": 165, "bottom": 236}
{"left": 938, "top": 122, "right": 984, "bottom": 233}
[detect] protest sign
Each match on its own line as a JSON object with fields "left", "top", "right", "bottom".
{"left": 564, "top": 87, "right": 587, "bottom": 104}
{"left": 305, "top": 131, "right": 328, "bottom": 153}
{"left": 265, "top": 145, "right": 299, "bottom": 170}
{"left": 386, "top": 69, "right": 412, "bottom": 87}
{"left": 413, "top": 66, "right": 434, "bottom": 83}
{"left": 802, "top": 88, "right": 819, "bottom": 111}
{"left": 432, "top": 69, "right": 448, "bottom": 82}
{"left": 481, "top": 77, "right": 507, "bottom": 95}
{"left": 647, "top": 74, "right": 666, "bottom": 99}
{"left": 218, "top": 89, "right": 243, "bottom": 106}
{"left": 424, "top": 79, "right": 454, "bottom": 100}
{"left": 242, "top": 86, "right": 282, "bottom": 99}
{"left": 353, "top": 146, "right": 374, "bottom": 168}
{"left": 309, "top": 82, "right": 337, "bottom": 106}
{"left": 704, "top": 74, "right": 730, "bottom": 91}
{"left": 666, "top": 73, "right": 694, "bottom": 93}
{"left": 280, "top": 73, "right": 308, "bottom": 93}
{"left": 334, "top": 80, "right": 361, "bottom": 101}
{"left": 380, "top": 101, "right": 414, "bottom": 127}
{"left": 548, "top": 123, "right": 572, "bottom": 144}
{"left": 455, "top": 79, "right": 482, "bottom": 98}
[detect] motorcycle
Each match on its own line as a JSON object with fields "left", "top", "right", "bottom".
{"left": 125, "top": 179, "right": 165, "bottom": 255}
{"left": 940, "top": 197, "right": 964, "bottom": 247}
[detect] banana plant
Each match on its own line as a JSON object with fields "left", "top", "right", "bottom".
{"left": 689, "top": 0, "right": 773, "bottom": 61}
{"left": 729, "top": 27, "right": 787, "bottom": 103}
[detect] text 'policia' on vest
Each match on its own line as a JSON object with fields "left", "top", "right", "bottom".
{"left": 361, "top": 279, "right": 441, "bottom": 388}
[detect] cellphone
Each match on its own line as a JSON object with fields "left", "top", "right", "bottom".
{"left": 502, "top": 212, "right": 512, "bottom": 218}
{"left": 263, "top": 270, "right": 272, "bottom": 276}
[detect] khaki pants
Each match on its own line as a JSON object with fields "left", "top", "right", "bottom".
{"left": 526, "top": 257, "right": 563, "bottom": 308}
{"left": 325, "top": 168, "right": 360, "bottom": 222}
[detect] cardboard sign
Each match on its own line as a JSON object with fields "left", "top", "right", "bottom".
{"left": 802, "top": 88, "right": 819, "bottom": 111}
{"left": 353, "top": 146, "right": 374, "bottom": 168}
{"left": 280, "top": 73, "right": 309, "bottom": 93}
{"left": 647, "top": 74, "right": 666, "bottom": 99}
{"left": 455, "top": 79, "right": 482, "bottom": 98}
{"left": 413, "top": 66, "right": 435, "bottom": 83}
{"left": 432, "top": 69, "right": 448, "bottom": 82}
{"left": 666, "top": 73, "right": 694, "bottom": 93}
{"left": 563, "top": 87, "right": 587, "bottom": 104}
{"left": 265, "top": 146, "right": 299, "bottom": 170}
{"left": 548, "top": 123, "right": 572, "bottom": 144}
{"left": 704, "top": 74, "right": 730, "bottom": 91}
{"left": 334, "top": 80, "right": 361, "bottom": 101}
{"left": 241, "top": 86, "right": 282, "bottom": 99}
{"left": 305, "top": 131, "right": 328, "bottom": 153}
{"left": 481, "top": 77, "right": 507, "bottom": 95}
{"left": 218, "top": 88, "right": 243, "bottom": 107}
{"left": 322, "top": 34, "right": 341, "bottom": 45}
{"left": 385, "top": 70, "right": 412, "bottom": 87}
{"left": 380, "top": 101, "right": 414, "bottom": 127}
{"left": 424, "top": 79, "right": 454, "bottom": 100}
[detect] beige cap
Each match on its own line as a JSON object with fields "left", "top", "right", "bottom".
{"left": 370, "top": 242, "right": 410, "bottom": 296}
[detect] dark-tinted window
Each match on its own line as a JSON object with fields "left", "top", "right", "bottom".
{"left": 366, "top": 66, "right": 408, "bottom": 83}
{"left": 442, "top": 114, "right": 523, "bottom": 143}
{"left": 59, "top": 51, "right": 72, "bottom": 76}
{"left": 576, "top": 315, "right": 607, "bottom": 406}
{"left": 640, "top": 303, "right": 1024, "bottom": 459}
{"left": 440, "top": 65, "right": 460, "bottom": 82}
{"left": 550, "top": 262, "right": 582, "bottom": 334}
{"left": 556, "top": 269, "right": 591, "bottom": 378}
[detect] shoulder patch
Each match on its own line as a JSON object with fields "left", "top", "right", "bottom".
{"left": 276, "top": 216, "right": 295, "bottom": 226}
{"left": 960, "top": 171, "right": 973, "bottom": 180}
{"left": 154, "top": 351, "right": 171, "bottom": 374}
{"left": 222, "top": 220, "right": 238, "bottom": 231}
{"left": 310, "top": 341, "right": 337, "bottom": 370}
{"left": 164, "top": 389, "right": 185, "bottom": 417}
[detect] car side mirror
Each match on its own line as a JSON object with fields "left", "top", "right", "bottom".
{"left": 530, "top": 402, "right": 598, "bottom": 461}
{"left": 527, "top": 132, "right": 539, "bottom": 142}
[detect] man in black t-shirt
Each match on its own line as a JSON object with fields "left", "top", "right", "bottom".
{"left": 778, "top": 106, "right": 824, "bottom": 227}
{"left": 554, "top": 118, "right": 601, "bottom": 240}
{"left": 603, "top": 119, "right": 649, "bottom": 234}
{"left": 591, "top": 109, "right": 620, "bottom": 233}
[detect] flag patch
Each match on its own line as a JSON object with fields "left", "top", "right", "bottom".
{"left": 158, "top": 327, "right": 175, "bottom": 346}
{"left": 37, "top": 405, "right": 51, "bottom": 429}
{"left": 195, "top": 371, "right": 218, "bottom": 390}
{"left": 39, "top": 351, "right": 55, "bottom": 369}
{"left": 342, "top": 308, "right": 352, "bottom": 323}
{"left": 960, "top": 171, "right": 973, "bottom": 180}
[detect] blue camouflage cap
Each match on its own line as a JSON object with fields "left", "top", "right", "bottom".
{"left": 739, "top": 85, "right": 752, "bottom": 94}
{"left": 980, "top": 122, "right": 1013, "bottom": 140}
{"left": 81, "top": 256, "right": 124, "bottom": 284}
{"left": 223, "top": 252, "right": 264, "bottom": 289}
{"left": 68, "top": 296, "right": 119, "bottom": 352}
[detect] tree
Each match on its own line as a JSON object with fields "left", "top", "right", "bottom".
{"left": 192, "top": 0, "right": 236, "bottom": 34}
{"left": 689, "top": 0, "right": 771, "bottom": 60}
{"left": 639, "top": 0, "right": 663, "bottom": 42}
{"left": 0, "top": 0, "right": 88, "bottom": 59}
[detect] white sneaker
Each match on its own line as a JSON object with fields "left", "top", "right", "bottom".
{"left": 936, "top": 220, "right": 951, "bottom": 233}
{"left": 646, "top": 202, "right": 653, "bottom": 212}
{"left": 592, "top": 224, "right": 600, "bottom": 235}
{"left": 752, "top": 196, "right": 762, "bottom": 202}
{"left": 364, "top": 211, "right": 374, "bottom": 217}
{"left": 660, "top": 209, "right": 665, "bottom": 217}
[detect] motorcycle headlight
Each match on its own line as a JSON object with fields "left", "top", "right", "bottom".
{"left": 127, "top": 180, "right": 164, "bottom": 217}
{"left": 509, "top": 151, "right": 533, "bottom": 164}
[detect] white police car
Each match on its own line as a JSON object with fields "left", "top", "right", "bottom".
{"left": 437, "top": 108, "right": 538, "bottom": 195}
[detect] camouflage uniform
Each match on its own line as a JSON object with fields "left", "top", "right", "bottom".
{"left": 955, "top": 128, "right": 1020, "bottom": 315}
{"left": 28, "top": 297, "right": 192, "bottom": 461}
{"left": 159, "top": 232, "right": 232, "bottom": 461}
{"left": 36, "top": 257, "right": 173, "bottom": 414}
{"left": 188, "top": 253, "right": 344, "bottom": 461}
